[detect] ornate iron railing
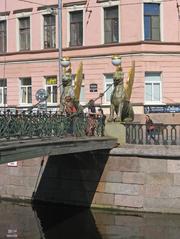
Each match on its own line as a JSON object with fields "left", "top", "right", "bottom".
{"left": 0, "top": 111, "right": 105, "bottom": 141}
{"left": 125, "top": 123, "right": 180, "bottom": 145}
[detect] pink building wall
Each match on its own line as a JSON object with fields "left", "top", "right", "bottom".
{"left": 0, "top": 0, "right": 180, "bottom": 116}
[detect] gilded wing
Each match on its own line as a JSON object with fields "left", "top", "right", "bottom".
{"left": 124, "top": 60, "right": 135, "bottom": 101}
{"left": 74, "top": 61, "right": 83, "bottom": 100}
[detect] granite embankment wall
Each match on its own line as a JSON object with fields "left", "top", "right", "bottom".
{"left": 1, "top": 146, "right": 180, "bottom": 213}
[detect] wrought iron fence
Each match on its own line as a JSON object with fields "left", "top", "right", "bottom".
{"left": 0, "top": 111, "right": 105, "bottom": 141}
{"left": 125, "top": 123, "right": 180, "bottom": 145}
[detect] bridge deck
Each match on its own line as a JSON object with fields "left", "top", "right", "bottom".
{"left": 0, "top": 137, "right": 117, "bottom": 164}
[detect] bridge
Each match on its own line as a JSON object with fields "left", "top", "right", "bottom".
{"left": 1, "top": 111, "right": 180, "bottom": 214}
{"left": 0, "top": 111, "right": 116, "bottom": 164}
{"left": 0, "top": 136, "right": 116, "bottom": 164}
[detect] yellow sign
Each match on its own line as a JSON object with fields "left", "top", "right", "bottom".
{"left": 46, "top": 78, "right": 57, "bottom": 85}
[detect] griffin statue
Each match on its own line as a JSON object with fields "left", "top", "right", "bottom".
{"left": 60, "top": 58, "right": 83, "bottom": 113}
{"left": 108, "top": 57, "right": 135, "bottom": 123}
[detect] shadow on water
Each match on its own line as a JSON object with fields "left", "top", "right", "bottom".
{"left": 33, "top": 203, "right": 102, "bottom": 239}
{"left": 1, "top": 201, "right": 180, "bottom": 238}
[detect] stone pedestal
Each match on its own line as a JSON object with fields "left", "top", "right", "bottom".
{"left": 104, "top": 122, "right": 126, "bottom": 145}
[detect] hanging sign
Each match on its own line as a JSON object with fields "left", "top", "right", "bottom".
{"left": 144, "top": 105, "right": 180, "bottom": 114}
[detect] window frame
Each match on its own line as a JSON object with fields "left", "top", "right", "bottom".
{"left": 43, "top": 14, "right": 56, "bottom": 49}
{"left": 103, "top": 5, "right": 119, "bottom": 44}
{"left": 20, "top": 77, "right": 32, "bottom": 105}
{"left": 144, "top": 72, "right": 162, "bottom": 104}
{"left": 104, "top": 74, "right": 114, "bottom": 105}
{"left": 69, "top": 9, "right": 83, "bottom": 47}
{"left": 18, "top": 16, "right": 31, "bottom": 51}
{"left": 143, "top": 2, "right": 161, "bottom": 41}
{"left": 0, "top": 79, "right": 7, "bottom": 106}
{"left": 15, "top": 12, "right": 32, "bottom": 51}
{"left": 45, "top": 76, "right": 58, "bottom": 105}
{"left": 0, "top": 20, "right": 7, "bottom": 53}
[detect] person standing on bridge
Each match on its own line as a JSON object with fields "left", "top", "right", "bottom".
{"left": 64, "top": 96, "right": 77, "bottom": 115}
{"left": 145, "top": 114, "right": 156, "bottom": 143}
{"left": 86, "top": 99, "right": 97, "bottom": 136}
{"left": 64, "top": 96, "right": 77, "bottom": 135}
{"left": 97, "top": 108, "right": 106, "bottom": 136}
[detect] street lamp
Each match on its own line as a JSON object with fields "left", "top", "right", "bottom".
{"left": 111, "top": 55, "right": 124, "bottom": 78}
{"left": 61, "top": 57, "right": 71, "bottom": 68}
{"left": 111, "top": 55, "right": 122, "bottom": 66}
{"left": 58, "top": 0, "right": 62, "bottom": 97}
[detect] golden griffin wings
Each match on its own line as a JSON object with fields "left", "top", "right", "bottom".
{"left": 74, "top": 61, "right": 83, "bottom": 101}
{"left": 124, "top": 60, "right": 135, "bottom": 101}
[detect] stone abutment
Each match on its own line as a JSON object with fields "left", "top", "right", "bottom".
{"left": 1, "top": 145, "right": 180, "bottom": 213}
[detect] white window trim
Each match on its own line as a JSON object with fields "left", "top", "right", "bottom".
{"left": 142, "top": 0, "right": 163, "bottom": 41}
{"left": 16, "top": 12, "right": 32, "bottom": 51}
{"left": 101, "top": 2, "right": 120, "bottom": 44}
{"left": 144, "top": 74, "right": 162, "bottom": 104}
{"left": 67, "top": 7, "right": 85, "bottom": 47}
{"left": 40, "top": 10, "right": 57, "bottom": 50}
{"left": 0, "top": 16, "right": 8, "bottom": 52}
{"left": 79, "top": 85, "right": 86, "bottom": 105}
{"left": 45, "top": 76, "right": 58, "bottom": 106}
{"left": 46, "top": 85, "right": 58, "bottom": 106}
{"left": 19, "top": 78, "right": 32, "bottom": 106}
{"left": 0, "top": 85, "right": 7, "bottom": 107}
{"left": 103, "top": 74, "right": 113, "bottom": 105}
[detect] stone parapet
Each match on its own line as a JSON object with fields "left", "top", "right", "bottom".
{"left": 91, "top": 145, "right": 180, "bottom": 213}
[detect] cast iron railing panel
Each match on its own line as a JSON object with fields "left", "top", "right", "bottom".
{"left": 125, "top": 123, "right": 180, "bottom": 145}
{"left": 0, "top": 111, "right": 105, "bottom": 141}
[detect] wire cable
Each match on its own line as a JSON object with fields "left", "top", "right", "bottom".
{"left": 17, "top": 0, "right": 177, "bottom": 8}
{"left": 17, "top": 0, "right": 45, "bottom": 6}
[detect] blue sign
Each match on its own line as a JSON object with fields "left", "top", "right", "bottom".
{"left": 144, "top": 105, "right": 180, "bottom": 113}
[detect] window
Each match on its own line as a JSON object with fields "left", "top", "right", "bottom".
{"left": 19, "top": 17, "right": 30, "bottom": 50}
{"left": 79, "top": 85, "right": 85, "bottom": 103}
{"left": 144, "top": 3, "right": 160, "bottom": 41}
{"left": 70, "top": 11, "right": 83, "bottom": 46}
{"left": 0, "top": 79, "right": 7, "bottom": 105}
{"left": 45, "top": 76, "right": 57, "bottom": 104}
{"left": 0, "top": 21, "right": 7, "bottom": 53}
{"left": 145, "top": 72, "right": 162, "bottom": 103}
{"left": 104, "top": 6, "right": 119, "bottom": 44}
{"left": 20, "top": 78, "right": 32, "bottom": 104}
{"left": 44, "top": 14, "right": 56, "bottom": 49}
{"left": 104, "top": 74, "right": 114, "bottom": 104}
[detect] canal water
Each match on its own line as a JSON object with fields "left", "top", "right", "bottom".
{"left": 1, "top": 201, "right": 180, "bottom": 239}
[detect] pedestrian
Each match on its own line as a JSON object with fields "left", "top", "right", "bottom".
{"left": 64, "top": 96, "right": 77, "bottom": 116}
{"left": 86, "top": 99, "right": 97, "bottom": 136}
{"left": 145, "top": 114, "right": 156, "bottom": 142}
{"left": 64, "top": 96, "right": 77, "bottom": 135}
{"left": 97, "top": 108, "right": 106, "bottom": 136}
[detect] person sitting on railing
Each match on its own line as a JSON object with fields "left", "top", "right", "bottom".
{"left": 145, "top": 114, "right": 156, "bottom": 142}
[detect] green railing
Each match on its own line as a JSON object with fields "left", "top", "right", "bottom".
{"left": 0, "top": 111, "right": 105, "bottom": 141}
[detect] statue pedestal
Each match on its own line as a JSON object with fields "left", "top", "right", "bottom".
{"left": 104, "top": 122, "right": 126, "bottom": 145}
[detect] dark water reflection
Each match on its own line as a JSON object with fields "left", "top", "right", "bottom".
{"left": 1, "top": 201, "right": 180, "bottom": 239}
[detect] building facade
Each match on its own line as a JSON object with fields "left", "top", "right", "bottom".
{"left": 1, "top": 0, "right": 180, "bottom": 116}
